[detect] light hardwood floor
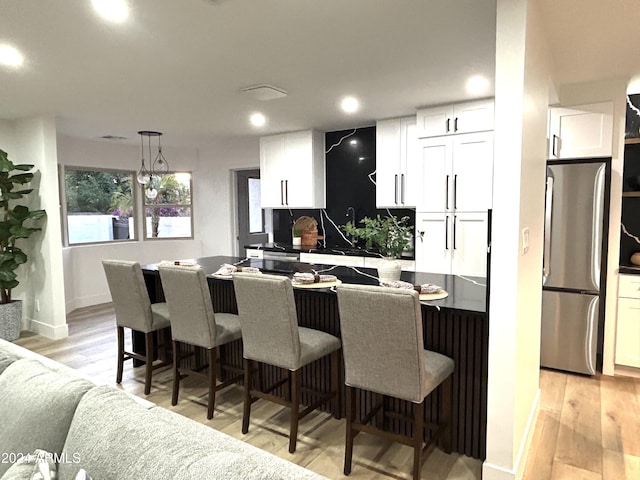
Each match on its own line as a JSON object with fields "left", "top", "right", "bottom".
{"left": 14, "top": 304, "right": 640, "bottom": 479}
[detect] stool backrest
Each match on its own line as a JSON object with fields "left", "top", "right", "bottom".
{"left": 158, "top": 265, "right": 217, "bottom": 348}
{"left": 102, "top": 260, "right": 153, "bottom": 332}
{"left": 232, "top": 273, "right": 301, "bottom": 370}
{"left": 337, "top": 283, "right": 427, "bottom": 403}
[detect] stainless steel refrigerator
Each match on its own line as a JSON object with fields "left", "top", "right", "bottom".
{"left": 541, "top": 159, "right": 610, "bottom": 375}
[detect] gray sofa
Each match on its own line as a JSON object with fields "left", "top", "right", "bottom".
{"left": 0, "top": 338, "right": 327, "bottom": 480}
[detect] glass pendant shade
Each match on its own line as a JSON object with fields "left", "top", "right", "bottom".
{"left": 137, "top": 158, "right": 151, "bottom": 185}
{"left": 145, "top": 186, "right": 158, "bottom": 200}
{"left": 153, "top": 147, "right": 169, "bottom": 174}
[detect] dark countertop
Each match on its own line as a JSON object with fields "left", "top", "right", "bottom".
{"left": 619, "top": 265, "right": 640, "bottom": 275}
{"left": 142, "top": 255, "right": 487, "bottom": 314}
{"left": 245, "top": 242, "right": 415, "bottom": 260}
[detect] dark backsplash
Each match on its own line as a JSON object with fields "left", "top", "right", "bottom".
{"left": 272, "top": 126, "right": 415, "bottom": 248}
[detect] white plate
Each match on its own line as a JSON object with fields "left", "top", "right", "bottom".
{"left": 210, "top": 273, "right": 233, "bottom": 279}
{"left": 293, "top": 279, "right": 342, "bottom": 289}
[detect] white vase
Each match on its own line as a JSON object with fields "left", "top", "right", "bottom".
{"left": 377, "top": 257, "right": 402, "bottom": 283}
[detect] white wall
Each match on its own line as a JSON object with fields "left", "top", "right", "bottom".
{"left": 484, "top": 1, "right": 551, "bottom": 478}
{"left": 556, "top": 79, "right": 628, "bottom": 376}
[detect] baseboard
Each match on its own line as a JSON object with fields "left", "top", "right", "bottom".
{"left": 482, "top": 389, "right": 540, "bottom": 480}
{"left": 71, "top": 293, "right": 112, "bottom": 311}
{"left": 614, "top": 364, "right": 640, "bottom": 379}
{"left": 29, "top": 319, "right": 69, "bottom": 340}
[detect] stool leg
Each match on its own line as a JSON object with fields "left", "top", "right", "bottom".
{"left": 331, "top": 349, "right": 341, "bottom": 419}
{"left": 441, "top": 375, "right": 453, "bottom": 454}
{"left": 412, "top": 399, "right": 425, "bottom": 480}
{"left": 172, "top": 340, "right": 180, "bottom": 406}
{"left": 144, "top": 332, "right": 154, "bottom": 395}
{"left": 242, "top": 359, "right": 253, "bottom": 434}
{"left": 344, "top": 385, "right": 355, "bottom": 475}
{"left": 207, "top": 347, "right": 217, "bottom": 419}
{"left": 289, "top": 368, "right": 301, "bottom": 453}
{"left": 116, "top": 326, "right": 125, "bottom": 384}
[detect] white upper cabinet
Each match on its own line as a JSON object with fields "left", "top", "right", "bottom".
{"left": 548, "top": 102, "right": 613, "bottom": 159}
{"left": 416, "top": 99, "right": 494, "bottom": 138}
{"left": 376, "top": 116, "right": 420, "bottom": 208}
{"left": 417, "top": 131, "right": 494, "bottom": 212}
{"left": 260, "top": 130, "right": 325, "bottom": 208}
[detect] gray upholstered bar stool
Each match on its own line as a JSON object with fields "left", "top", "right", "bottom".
{"left": 159, "top": 264, "right": 243, "bottom": 419}
{"left": 336, "top": 284, "right": 454, "bottom": 480}
{"left": 102, "top": 259, "right": 172, "bottom": 395}
{"left": 232, "top": 273, "right": 342, "bottom": 454}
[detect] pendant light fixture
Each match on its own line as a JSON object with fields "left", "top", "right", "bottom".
{"left": 136, "top": 130, "right": 169, "bottom": 200}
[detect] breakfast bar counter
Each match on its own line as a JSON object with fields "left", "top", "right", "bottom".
{"left": 141, "top": 255, "right": 489, "bottom": 459}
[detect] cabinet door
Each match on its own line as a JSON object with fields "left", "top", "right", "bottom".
{"left": 548, "top": 102, "right": 613, "bottom": 159}
{"left": 283, "top": 131, "right": 313, "bottom": 207}
{"left": 260, "top": 135, "right": 286, "bottom": 207}
{"left": 415, "top": 213, "right": 450, "bottom": 273}
{"left": 376, "top": 119, "right": 402, "bottom": 207}
{"left": 452, "top": 132, "right": 494, "bottom": 211}
{"left": 615, "top": 298, "right": 640, "bottom": 368}
{"left": 418, "top": 137, "right": 452, "bottom": 212}
{"left": 451, "top": 212, "right": 488, "bottom": 277}
{"left": 452, "top": 99, "right": 494, "bottom": 134}
{"left": 416, "top": 104, "right": 454, "bottom": 138}
{"left": 401, "top": 118, "right": 420, "bottom": 207}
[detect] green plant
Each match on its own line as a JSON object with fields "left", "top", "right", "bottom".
{"left": 0, "top": 149, "right": 46, "bottom": 304}
{"left": 343, "top": 215, "right": 412, "bottom": 258}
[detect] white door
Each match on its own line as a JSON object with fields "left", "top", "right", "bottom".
{"left": 259, "top": 135, "right": 286, "bottom": 207}
{"left": 283, "top": 131, "right": 313, "bottom": 207}
{"left": 418, "top": 137, "right": 452, "bottom": 212}
{"left": 402, "top": 119, "right": 420, "bottom": 207}
{"left": 615, "top": 298, "right": 640, "bottom": 368}
{"left": 416, "top": 104, "right": 453, "bottom": 138}
{"left": 548, "top": 102, "right": 613, "bottom": 159}
{"left": 376, "top": 119, "right": 402, "bottom": 207}
{"left": 451, "top": 212, "right": 488, "bottom": 277}
{"left": 452, "top": 132, "right": 494, "bottom": 211}
{"left": 452, "top": 99, "right": 495, "bottom": 134}
{"left": 415, "top": 212, "right": 450, "bottom": 274}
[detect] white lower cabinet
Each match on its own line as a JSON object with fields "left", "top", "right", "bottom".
{"left": 246, "top": 248, "right": 264, "bottom": 259}
{"left": 414, "top": 212, "right": 488, "bottom": 277}
{"left": 615, "top": 275, "right": 640, "bottom": 368}
{"left": 300, "top": 253, "right": 364, "bottom": 268}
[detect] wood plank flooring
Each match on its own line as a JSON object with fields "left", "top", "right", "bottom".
{"left": 13, "top": 304, "right": 640, "bottom": 479}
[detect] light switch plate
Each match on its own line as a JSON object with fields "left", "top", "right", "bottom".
{"left": 522, "top": 227, "right": 529, "bottom": 255}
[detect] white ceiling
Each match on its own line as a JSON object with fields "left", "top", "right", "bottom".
{"left": 2, "top": 0, "right": 639, "bottom": 149}
{"left": 0, "top": 0, "right": 497, "bottom": 147}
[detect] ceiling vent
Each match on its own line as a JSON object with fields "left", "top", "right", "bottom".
{"left": 240, "top": 84, "right": 288, "bottom": 101}
{"left": 100, "top": 135, "right": 127, "bottom": 140}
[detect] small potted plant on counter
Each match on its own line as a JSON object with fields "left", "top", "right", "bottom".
{"left": 343, "top": 215, "right": 411, "bottom": 282}
{"left": 0, "top": 148, "right": 46, "bottom": 341}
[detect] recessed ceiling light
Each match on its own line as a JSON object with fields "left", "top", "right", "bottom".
{"left": 466, "top": 75, "right": 490, "bottom": 95}
{"left": 340, "top": 96, "right": 360, "bottom": 114}
{"left": 250, "top": 113, "right": 266, "bottom": 127}
{"left": 91, "top": 0, "right": 129, "bottom": 23}
{"left": 0, "top": 44, "right": 24, "bottom": 69}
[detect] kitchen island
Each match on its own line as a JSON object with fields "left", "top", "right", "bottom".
{"left": 141, "top": 255, "right": 488, "bottom": 459}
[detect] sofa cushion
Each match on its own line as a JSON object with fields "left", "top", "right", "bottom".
{"left": 0, "top": 360, "right": 94, "bottom": 477}
{"left": 0, "top": 351, "right": 18, "bottom": 375}
{"left": 59, "top": 386, "right": 327, "bottom": 480}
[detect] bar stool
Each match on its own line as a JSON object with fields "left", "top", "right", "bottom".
{"left": 102, "top": 260, "right": 172, "bottom": 395}
{"left": 159, "top": 264, "right": 243, "bottom": 419}
{"left": 336, "top": 284, "right": 454, "bottom": 480}
{"left": 232, "top": 273, "right": 342, "bottom": 453}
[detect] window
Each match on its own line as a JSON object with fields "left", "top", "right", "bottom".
{"left": 247, "top": 177, "right": 264, "bottom": 233}
{"left": 144, "top": 172, "right": 193, "bottom": 239}
{"left": 65, "top": 168, "right": 135, "bottom": 245}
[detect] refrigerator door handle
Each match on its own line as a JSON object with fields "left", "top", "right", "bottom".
{"left": 585, "top": 296, "right": 598, "bottom": 375}
{"left": 591, "top": 164, "right": 606, "bottom": 290}
{"left": 543, "top": 175, "right": 554, "bottom": 282}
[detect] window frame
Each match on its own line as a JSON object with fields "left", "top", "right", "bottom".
{"left": 142, "top": 171, "right": 194, "bottom": 241}
{"left": 63, "top": 165, "right": 138, "bottom": 247}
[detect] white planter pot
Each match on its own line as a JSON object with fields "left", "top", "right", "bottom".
{"left": 0, "top": 300, "right": 22, "bottom": 342}
{"left": 377, "top": 257, "right": 402, "bottom": 283}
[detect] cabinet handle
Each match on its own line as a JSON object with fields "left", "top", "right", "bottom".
{"left": 401, "top": 174, "right": 405, "bottom": 204}
{"left": 394, "top": 174, "right": 399, "bottom": 204}
{"left": 453, "top": 174, "right": 458, "bottom": 209}
{"left": 445, "top": 175, "right": 450, "bottom": 210}
{"left": 552, "top": 134, "right": 559, "bottom": 157}
{"left": 445, "top": 215, "right": 449, "bottom": 250}
{"left": 285, "top": 180, "right": 289, "bottom": 205}
{"left": 454, "top": 117, "right": 458, "bottom": 132}
{"left": 453, "top": 215, "right": 457, "bottom": 250}
{"left": 446, "top": 118, "right": 450, "bottom": 133}
{"left": 280, "top": 180, "right": 284, "bottom": 205}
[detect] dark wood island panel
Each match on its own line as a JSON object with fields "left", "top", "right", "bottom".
{"left": 142, "top": 256, "right": 488, "bottom": 459}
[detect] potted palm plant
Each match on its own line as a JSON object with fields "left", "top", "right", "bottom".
{"left": 0, "top": 148, "right": 46, "bottom": 341}
{"left": 343, "top": 214, "right": 412, "bottom": 282}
